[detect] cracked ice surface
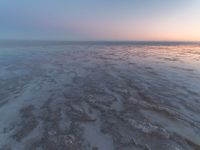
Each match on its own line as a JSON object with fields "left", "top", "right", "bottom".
{"left": 0, "top": 42, "right": 200, "bottom": 150}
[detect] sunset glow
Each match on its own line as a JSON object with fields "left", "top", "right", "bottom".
{"left": 0, "top": 0, "right": 200, "bottom": 41}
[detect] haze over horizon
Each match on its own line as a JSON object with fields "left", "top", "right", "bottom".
{"left": 0, "top": 0, "right": 200, "bottom": 41}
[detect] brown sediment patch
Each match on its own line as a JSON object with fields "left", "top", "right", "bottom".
{"left": 12, "top": 105, "right": 38, "bottom": 141}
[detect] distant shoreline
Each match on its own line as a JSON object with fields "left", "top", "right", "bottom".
{"left": 0, "top": 40, "right": 199, "bottom": 47}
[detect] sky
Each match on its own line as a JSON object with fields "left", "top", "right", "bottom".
{"left": 0, "top": 0, "right": 200, "bottom": 41}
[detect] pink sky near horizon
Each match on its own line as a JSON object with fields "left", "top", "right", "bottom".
{"left": 0, "top": 0, "right": 200, "bottom": 41}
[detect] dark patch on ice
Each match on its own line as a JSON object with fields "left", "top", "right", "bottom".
{"left": 12, "top": 105, "right": 38, "bottom": 141}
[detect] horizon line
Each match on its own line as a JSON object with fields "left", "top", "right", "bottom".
{"left": 0, "top": 39, "right": 200, "bottom": 43}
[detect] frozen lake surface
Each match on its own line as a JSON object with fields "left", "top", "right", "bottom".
{"left": 0, "top": 42, "right": 200, "bottom": 150}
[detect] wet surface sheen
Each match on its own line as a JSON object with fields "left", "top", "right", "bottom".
{"left": 0, "top": 42, "right": 200, "bottom": 150}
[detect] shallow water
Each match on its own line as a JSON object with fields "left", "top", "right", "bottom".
{"left": 0, "top": 42, "right": 200, "bottom": 150}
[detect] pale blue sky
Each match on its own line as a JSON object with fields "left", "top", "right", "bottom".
{"left": 0, "top": 0, "right": 200, "bottom": 41}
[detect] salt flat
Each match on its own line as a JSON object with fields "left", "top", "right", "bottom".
{"left": 0, "top": 42, "right": 200, "bottom": 150}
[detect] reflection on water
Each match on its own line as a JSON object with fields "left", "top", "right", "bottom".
{"left": 0, "top": 42, "right": 200, "bottom": 150}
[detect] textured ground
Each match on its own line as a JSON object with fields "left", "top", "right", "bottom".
{"left": 0, "top": 43, "right": 200, "bottom": 150}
